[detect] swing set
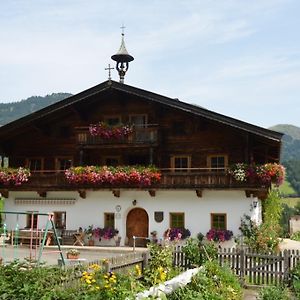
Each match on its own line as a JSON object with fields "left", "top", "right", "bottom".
{"left": 0, "top": 211, "right": 65, "bottom": 266}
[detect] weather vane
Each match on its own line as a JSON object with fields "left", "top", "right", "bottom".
{"left": 105, "top": 63, "right": 114, "bottom": 80}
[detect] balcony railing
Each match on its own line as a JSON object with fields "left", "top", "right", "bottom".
{"left": 75, "top": 125, "right": 158, "bottom": 146}
{"left": 1, "top": 168, "right": 269, "bottom": 191}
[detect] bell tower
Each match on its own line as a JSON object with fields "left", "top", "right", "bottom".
{"left": 111, "top": 26, "right": 134, "bottom": 83}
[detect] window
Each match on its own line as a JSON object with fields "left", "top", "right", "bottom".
{"left": 26, "top": 158, "right": 43, "bottom": 171}
{"left": 53, "top": 211, "right": 66, "bottom": 229}
{"left": 55, "top": 157, "right": 72, "bottom": 171}
{"left": 171, "top": 156, "right": 191, "bottom": 171}
{"left": 129, "top": 114, "right": 147, "bottom": 127}
{"left": 104, "top": 213, "right": 115, "bottom": 228}
{"left": 104, "top": 116, "right": 121, "bottom": 126}
{"left": 207, "top": 155, "right": 228, "bottom": 171}
{"left": 170, "top": 213, "right": 185, "bottom": 228}
{"left": 103, "top": 156, "right": 120, "bottom": 166}
{"left": 211, "top": 213, "right": 227, "bottom": 230}
{"left": 26, "top": 211, "right": 38, "bottom": 229}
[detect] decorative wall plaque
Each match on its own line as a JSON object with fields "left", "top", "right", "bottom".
{"left": 154, "top": 211, "right": 164, "bottom": 223}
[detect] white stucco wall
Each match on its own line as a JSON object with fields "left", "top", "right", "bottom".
{"left": 3, "top": 189, "right": 259, "bottom": 245}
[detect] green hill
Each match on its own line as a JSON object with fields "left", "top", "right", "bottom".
{"left": 269, "top": 124, "right": 300, "bottom": 195}
{"left": 0, "top": 93, "right": 72, "bottom": 126}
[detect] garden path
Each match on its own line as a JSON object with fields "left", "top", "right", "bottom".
{"left": 243, "top": 289, "right": 258, "bottom": 300}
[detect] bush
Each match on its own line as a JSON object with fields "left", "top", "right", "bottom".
{"left": 258, "top": 285, "right": 290, "bottom": 300}
{"left": 167, "top": 260, "right": 242, "bottom": 300}
{"left": 291, "top": 231, "right": 300, "bottom": 241}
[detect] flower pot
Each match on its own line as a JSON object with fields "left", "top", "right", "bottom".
{"left": 88, "top": 239, "right": 95, "bottom": 246}
{"left": 67, "top": 254, "right": 79, "bottom": 259}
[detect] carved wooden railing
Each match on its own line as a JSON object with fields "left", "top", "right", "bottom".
{"left": 75, "top": 125, "right": 158, "bottom": 145}
{"left": 3, "top": 169, "right": 268, "bottom": 190}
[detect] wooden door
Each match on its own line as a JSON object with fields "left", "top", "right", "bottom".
{"left": 126, "top": 208, "right": 149, "bottom": 247}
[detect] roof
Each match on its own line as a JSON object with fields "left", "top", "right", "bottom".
{"left": 0, "top": 80, "right": 283, "bottom": 142}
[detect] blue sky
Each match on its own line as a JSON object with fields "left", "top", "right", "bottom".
{"left": 0, "top": 0, "right": 299, "bottom": 128}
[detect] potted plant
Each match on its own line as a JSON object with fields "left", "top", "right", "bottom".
{"left": 66, "top": 248, "right": 80, "bottom": 259}
{"left": 84, "top": 225, "right": 95, "bottom": 246}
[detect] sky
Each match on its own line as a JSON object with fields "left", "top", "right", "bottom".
{"left": 0, "top": 0, "right": 299, "bottom": 129}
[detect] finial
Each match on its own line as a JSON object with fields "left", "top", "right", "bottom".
{"left": 111, "top": 26, "right": 134, "bottom": 83}
{"left": 121, "top": 23, "right": 125, "bottom": 36}
{"left": 105, "top": 63, "right": 114, "bottom": 80}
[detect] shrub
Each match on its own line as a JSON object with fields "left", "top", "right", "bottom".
{"left": 258, "top": 285, "right": 290, "bottom": 300}
{"left": 182, "top": 238, "right": 218, "bottom": 267}
{"left": 167, "top": 260, "right": 242, "bottom": 300}
{"left": 291, "top": 231, "right": 300, "bottom": 241}
{"left": 291, "top": 263, "right": 300, "bottom": 298}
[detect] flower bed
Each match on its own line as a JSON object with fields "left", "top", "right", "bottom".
{"left": 0, "top": 167, "right": 31, "bottom": 186}
{"left": 65, "top": 165, "right": 161, "bottom": 186}
{"left": 228, "top": 163, "right": 285, "bottom": 186}
{"left": 89, "top": 122, "right": 133, "bottom": 139}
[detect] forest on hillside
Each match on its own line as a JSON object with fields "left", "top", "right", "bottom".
{"left": 0, "top": 93, "right": 72, "bottom": 126}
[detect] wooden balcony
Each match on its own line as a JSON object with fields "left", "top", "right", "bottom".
{"left": 0, "top": 169, "right": 269, "bottom": 198}
{"left": 75, "top": 125, "right": 158, "bottom": 147}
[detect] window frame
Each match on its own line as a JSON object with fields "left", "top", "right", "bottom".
{"left": 53, "top": 211, "right": 66, "bottom": 229}
{"left": 210, "top": 213, "right": 227, "bottom": 230}
{"left": 169, "top": 212, "right": 185, "bottom": 228}
{"left": 129, "top": 114, "right": 148, "bottom": 127}
{"left": 55, "top": 157, "right": 73, "bottom": 172}
{"left": 170, "top": 155, "right": 191, "bottom": 172}
{"left": 207, "top": 154, "right": 228, "bottom": 171}
{"left": 26, "top": 211, "right": 38, "bottom": 229}
{"left": 104, "top": 115, "right": 122, "bottom": 126}
{"left": 26, "top": 158, "right": 44, "bottom": 172}
{"left": 104, "top": 212, "right": 115, "bottom": 229}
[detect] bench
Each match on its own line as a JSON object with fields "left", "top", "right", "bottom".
{"left": 11, "top": 229, "right": 50, "bottom": 246}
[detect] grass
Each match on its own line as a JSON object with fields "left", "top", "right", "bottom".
{"left": 281, "top": 197, "right": 300, "bottom": 208}
{"left": 279, "top": 180, "right": 297, "bottom": 196}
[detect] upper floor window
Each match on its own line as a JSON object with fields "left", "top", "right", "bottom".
{"left": 103, "top": 156, "right": 120, "bottom": 167}
{"left": 170, "top": 212, "right": 185, "bottom": 228}
{"left": 129, "top": 114, "right": 148, "bottom": 127}
{"left": 211, "top": 213, "right": 227, "bottom": 230}
{"left": 171, "top": 156, "right": 191, "bottom": 171}
{"left": 26, "top": 158, "right": 43, "bottom": 172}
{"left": 104, "top": 116, "right": 121, "bottom": 126}
{"left": 104, "top": 212, "right": 115, "bottom": 228}
{"left": 55, "top": 157, "right": 72, "bottom": 171}
{"left": 207, "top": 155, "right": 228, "bottom": 171}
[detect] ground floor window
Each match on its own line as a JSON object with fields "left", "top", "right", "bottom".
{"left": 53, "top": 211, "right": 66, "bottom": 229}
{"left": 26, "top": 211, "right": 38, "bottom": 228}
{"left": 170, "top": 212, "right": 185, "bottom": 228}
{"left": 104, "top": 212, "right": 115, "bottom": 228}
{"left": 211, "top": 213, "right": 227, "bottom": 230}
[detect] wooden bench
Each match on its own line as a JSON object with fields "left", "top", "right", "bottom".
{"left": 11, "top": 229, "right": 48, "bottom": 246}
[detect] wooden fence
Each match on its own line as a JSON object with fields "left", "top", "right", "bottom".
{"left": 173, "top": 246, "right": 300, "bottom": 286}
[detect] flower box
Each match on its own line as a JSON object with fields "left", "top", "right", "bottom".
{"left": 89, "top": 122, "right": 133, "bottom": 139}
{"left": 0, "top": 167, "right": 31, "bottom": 186}
{"left": 65, "top": 165, "right": 161, "bottom": 187}
{"left": 228, "top": 163, "right": 285, "bottom": 186}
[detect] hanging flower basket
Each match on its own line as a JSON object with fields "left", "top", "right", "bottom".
{"left": 0, "top": 167, "right": 31, "bottom": 186}
{"left": 65, "top": 165, "right": 161, "bottom": 187}
{"left": 228, "top": 163, "right": 285, "bottom": 186}
{"left": 89, "top": 122, "right": 133, "bottom": 139}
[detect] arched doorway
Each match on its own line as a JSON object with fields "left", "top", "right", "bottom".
{"left": 126, "top": 208, "right": 149, "bottom": 247}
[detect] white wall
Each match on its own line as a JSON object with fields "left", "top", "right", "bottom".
{"left": 3, "top": 189, "right": 257, "bottom": 244}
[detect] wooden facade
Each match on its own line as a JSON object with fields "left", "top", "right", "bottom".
{"left": 0, "top": 80, "right": 282, "bottom": 199}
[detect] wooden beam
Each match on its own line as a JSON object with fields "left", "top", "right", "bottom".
{"left": 148, "top": 190, "right": 156, "bottom": 197}
{"left": 37, "top": 190, "right": 47, "bottom": 198}
{"left": 196, "top": 189, "right": 202, "bottom": 197}
{"left": 112, "top": 189, "right": 120, "bottom": 198}
{"left": 78, "top": 190, "right": 86, "bottom": 199}
{"left": 0, "top": 189, "right": 9, "bottom": 198}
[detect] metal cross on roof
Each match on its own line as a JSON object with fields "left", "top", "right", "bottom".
{"left": 120, "top": 24, "right": 125, "bottom": 35}
{"left": 105, "top": 63, "right": 114, "bottom": 80}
